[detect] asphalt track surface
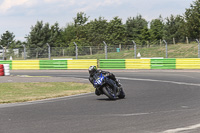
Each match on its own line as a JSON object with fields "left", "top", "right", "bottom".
{"left": 1, "top": 70, "right": 200, "bottom": 133}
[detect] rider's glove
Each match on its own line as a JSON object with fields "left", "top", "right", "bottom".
{"left": 105, "top": 73, "right": 110, "bottom": 77}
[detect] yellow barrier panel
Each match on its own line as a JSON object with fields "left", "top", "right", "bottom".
{"left": 125, "top": 59, "right": 151, "bottom": 69}
{"left": 176, "top": 58, "right": 200, "bottom": 69}
{"left": 12, "top": 60, "right": 40, "bottom": 70}
{"left": 67, "top": 59, "right": 97, "bottom": 69}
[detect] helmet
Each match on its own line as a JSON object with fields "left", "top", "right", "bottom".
{"left": 88, "top": 66, "right": 97, "bottom": 75}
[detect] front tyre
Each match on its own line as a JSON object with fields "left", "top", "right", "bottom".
{"left": 102, "top": 86, "right": 116, "bottom": 100}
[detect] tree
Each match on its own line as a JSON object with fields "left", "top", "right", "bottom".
{"left": 74, "top": 12, "right": 89, "bottom": 27}
{"left": 86, "top": 17, "right": 108, "bottom": 46}
{"left": 164, "top": 15, "right": 186, "bottom": 43}
{"left": 185, "top": 0, "right": 200, "bottom": 39}
{"left": 60, "top": 23, "right": 76, "bottom": 47}
{"left": 106, "top": 16, "right": 126, "bottom": 45}
{"left": 0, "top": 31, "right": 16, "bottom": 59}
{"left": 49, "top": 22, "right": 61, "bottom": 47}
{"left": 73, "top": 12, "right": 89, "bottom": 41}
{"left": 125, "top": 14, "right": 148, "bottom": 45}
{"left": 140, "top": 26, "right": 150, "bottom": 45}
{"left": 26, "top": 21, "right": 59, "bottom": 58}
{"left": 26, "top": 21, "right": 49, "bottom": 48}
{"left": 0, "top": 31, "right": 15, "bottom": 48}
{"left": 149, "top": 16, "right": 164, "bottom": 44}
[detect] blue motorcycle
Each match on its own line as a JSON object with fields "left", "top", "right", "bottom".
{"left": 93, "top": 73, "right": 125, "bottom": 100}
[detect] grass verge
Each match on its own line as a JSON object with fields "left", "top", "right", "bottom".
{"left": 0, "top": 82, "right": 94, "bottom": 104}
{"left": 53, "top": 43, "right": 199, "bottom": 59}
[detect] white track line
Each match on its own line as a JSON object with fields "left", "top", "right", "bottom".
{"left": 118, "top": 77, "right": 200, "bottom": 87}
{"left": 162, "top": 123, "right": 200, "bottom": 133}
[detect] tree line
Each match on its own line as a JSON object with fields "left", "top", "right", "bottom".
{"left": 0, "top": 0, "right": 200, "bottom": 50}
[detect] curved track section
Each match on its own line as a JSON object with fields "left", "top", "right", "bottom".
{"left": 1, "top": 70, "right": 200, "bottom": 133}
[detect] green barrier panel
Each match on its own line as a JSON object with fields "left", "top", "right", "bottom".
{"left": 39, "top": 60, "right": 67, "bottom": 69}
{"left": 0, "top": 61, "right": 12, "bottom": 70}
{"left": 99, "top": 59, "right": 125, "bottom": 69}
{"left": 151, "top": 59, "right": 176, "bottom": 69}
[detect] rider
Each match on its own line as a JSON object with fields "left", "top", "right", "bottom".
{"left": 88, "top": 66, "right": 121, "bottom": 96}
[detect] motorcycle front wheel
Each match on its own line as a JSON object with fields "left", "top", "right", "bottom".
{"left": 102, "top": 86, "right": 116, "bottom": 100}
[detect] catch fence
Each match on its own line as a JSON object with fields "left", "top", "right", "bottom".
{"left": 0, "top": 40, "right": 200, "bottom": 60}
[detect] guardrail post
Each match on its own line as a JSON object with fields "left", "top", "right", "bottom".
{"left": 132, "top": 40, "right": 137, "bottom": 59}
{"left": 163, "top": 40, "right": 168, "bottom": 58}
{"left": 73, "top": 42, "right": 78, "bottom": 59}
{"left": 103, "top": 41, "right": 107, "bottom": 59}
{"left": 47, "top": 43, "right": 51, "bottom": 60}
{"left": 196, "top": 39, "right": 200, "bottom": 58}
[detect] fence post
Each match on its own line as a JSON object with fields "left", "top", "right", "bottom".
{"left": 22, "top": 44, "right": 26, "bottom": 60}
{"left": 63, "top": 49, "right": 65, "bottom": 56}
{"left": 90, "top": 47, "right": 92, "bottom": 55}
{"left": 163, "top": 40, "right": 168, "bottom": 58}
{"left": 196, "top": 39, "right": 200, "bottom": 58}
{"left": 132, "top": 40, "right": 137, "bottom": 59}
{"left": 173, "top": 38, "right": 175, "bottom": 45}
{"left": 47, "top": 43, "right": 51, "bottom": 60}
{"left": 186, "top": 37, "right": 189, "bottom": 44}
{"left": 73, "top": 42, "right": 78, "bottom": 59}
{"left": 103, "top": 41, "right": 107, "bottom": 59}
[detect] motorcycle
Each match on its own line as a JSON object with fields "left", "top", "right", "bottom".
{"left": 93, "top": 72, "right": 125, "bottom": 100}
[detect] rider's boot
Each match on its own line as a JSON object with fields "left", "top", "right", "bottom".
{"left": 95, "top": 88, "right": 101, "bottom": 96}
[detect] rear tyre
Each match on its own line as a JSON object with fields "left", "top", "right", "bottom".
{"left": 102, "top": 86, "right": 116, "bottom": 100}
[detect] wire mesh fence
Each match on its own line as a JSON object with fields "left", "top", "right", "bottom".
{"left": 0, "top": 40, "right": 200, "bottom": 60}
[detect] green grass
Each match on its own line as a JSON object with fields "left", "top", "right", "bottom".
{"left": 0, "top": 82, "right": 94, "bottom": 104}
{"left": 71, "top": 43, "right": 199, "bottom": 59}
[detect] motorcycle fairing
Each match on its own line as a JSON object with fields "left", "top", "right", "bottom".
{"left": 94, "top": 73, "right": 105, "bottom": 86}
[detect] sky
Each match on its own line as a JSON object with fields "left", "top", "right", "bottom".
{"left": 0, "top": 0, "right": 195, "bottom": 41}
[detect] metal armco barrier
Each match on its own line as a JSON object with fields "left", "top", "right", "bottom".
{"left": 1, "top": 58, "right": 200, "bottom": 70}
{"left": 99, "top": 59, "right": 126, "bottom": 69}
{"left": 12, "top": 60, "right": 40, "bottom": 70}
{"left": 67, "top": 59, "right": 97, "bottom": 69}
{"left": 151, "top": 59, "right": 176, "bottom": 69}
{"left": 40, "top": 60, "right": 67, "bottom": 69}
{"left": 176, "top": 58, "right": 200, "bottom": 69}
{"left": 0, "top": 60, "right": 97, "bottom": 70}
{"left": 126, "top": 59, "right": 150, "bottom": 69}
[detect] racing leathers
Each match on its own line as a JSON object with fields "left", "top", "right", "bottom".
{"left": 89, "top": 69, "right": 120, "bottom": 96}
